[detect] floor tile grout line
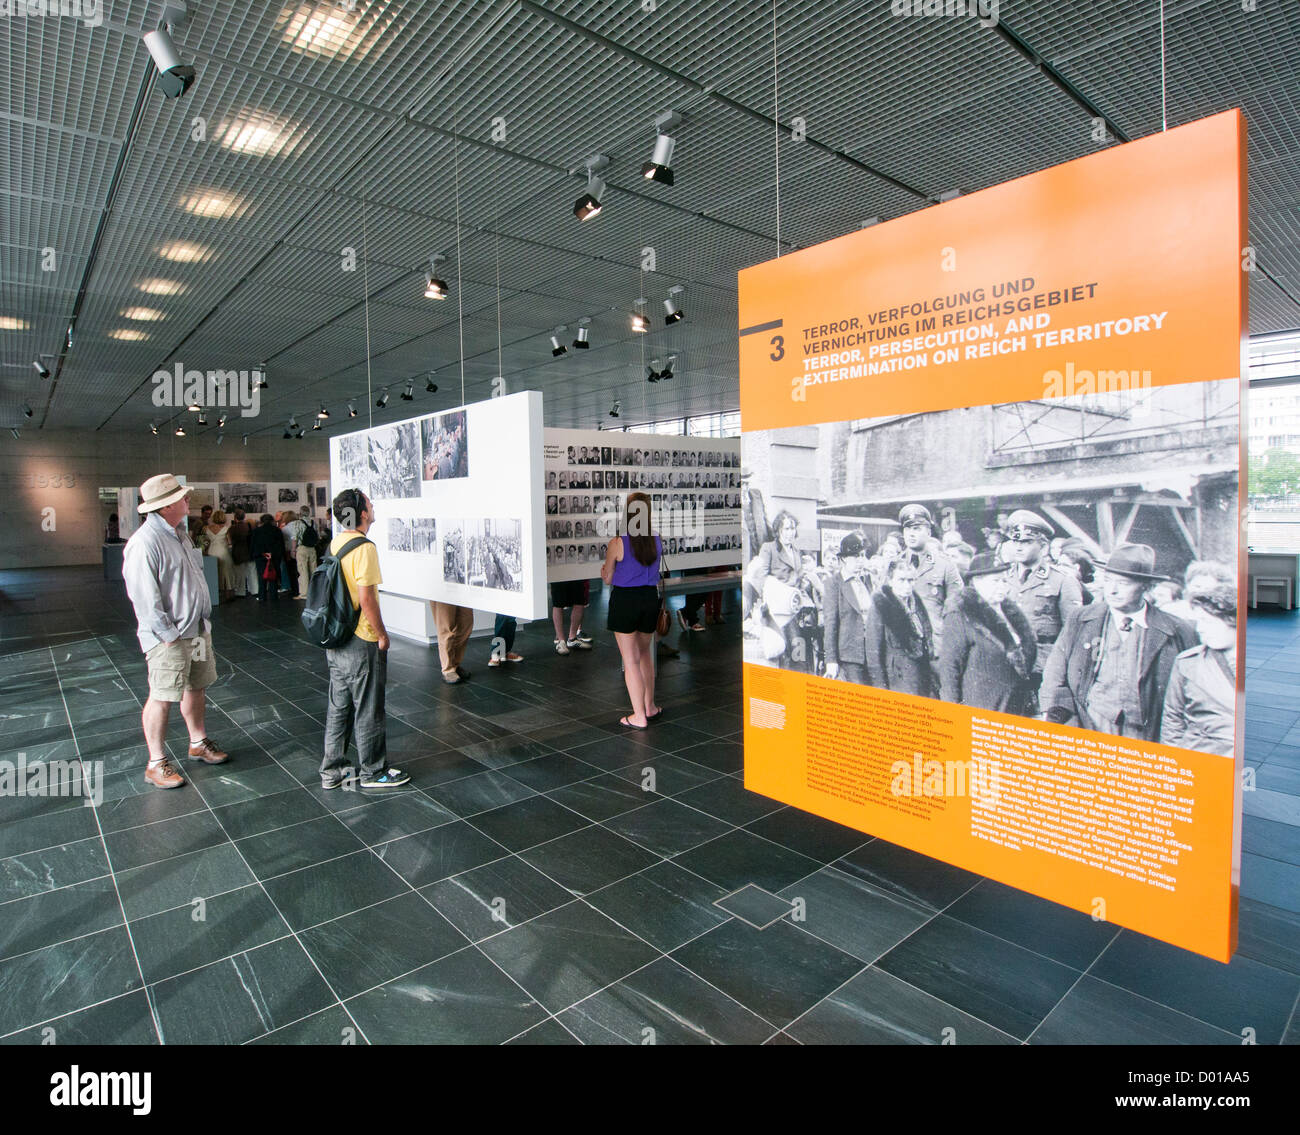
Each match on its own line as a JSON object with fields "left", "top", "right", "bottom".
{"left": 1022, "top": 926, "right": 1124, "bottom": 1045}
{"left": 48, "top": 641, "right": 166, "bottom": 1046}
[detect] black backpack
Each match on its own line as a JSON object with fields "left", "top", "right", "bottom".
{"left": 299, "top": 520, "right": 319, "bottom": 550}
{"left": 301, "top": 536, "right": 370, "bottom": 648}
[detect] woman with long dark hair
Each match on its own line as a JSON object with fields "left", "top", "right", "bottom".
{"left": 601, "top": 491, "right": 662, "bottom": 729}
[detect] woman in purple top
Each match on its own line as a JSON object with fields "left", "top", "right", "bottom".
{"left": 601, "top": 492, "right": 662, "bottom": 729}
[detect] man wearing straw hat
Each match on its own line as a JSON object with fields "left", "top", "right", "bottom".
{"left": 1040, "top": 543, "right": 1196, "bottom": 741}
{"left": 123, "top": 474, "right": 231, "bottom": 789}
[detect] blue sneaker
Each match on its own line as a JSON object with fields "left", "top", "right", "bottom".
{"left": 359, "top": 767, "right": 410, "bottom": 789}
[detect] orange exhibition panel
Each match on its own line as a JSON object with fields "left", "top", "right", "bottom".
{"left": 738, "top": 110, "right": 1247, "bottom": 962}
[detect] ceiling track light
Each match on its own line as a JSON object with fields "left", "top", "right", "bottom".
{"left": 284, "top": 429, "right": 292, "bottom": 439}
{"left": 425, "top": 376, "right": 438, "bottom": 393}
{"left": 550, "top": 328, "right": 568, "bottom": 358}
{"left": 376, "top": 388, "right": 389, "bottom": 407}
{"left": 664, "top": 284, "right": 685, "bottom": 324}
{"left": 425, "top": 253, "right": 448, "bottom": 300}
{"left": 197, "top": 411, "right": 208, "bottom": 425}
{"left": 348, "top": 400, "right": 357, "bottom": 417}
{"left": 216, "top": 432, "right": 224, "bottom": 445}
{"left": 174, "top": 424, "right": 185, "bottom": 436}
{"left": 288, "top": 415, "right": 298, "bottom": 430}
{"left": 573, "top": 154, "right": 609, "bottom": 222}
{"left": 186, "top": 400, "right": 200, "bottom": 412}
{"left": 647, "top": 363, "right": 660, "bottom": 383}
{"left": 317, "top": 403, "right": 329, "bottom": 419}
{"left": 257, "top": 365, "right": 268, "bottom": 390}
{"left": 242, "top": 434, "right": 248, "bottom": 446}
{"left": 22, "top": 403, "right": 33, "bottom": 418}
{"left": 32, "top": 357, "right": 52, "bottom": 379}
{"left": 400, "top": 381, "right": 414, "bottom": 401}
{"left": 295, "top": 427, "right": 305, "bottom": 439}
{"left": 218, "top": 414, "right": 227, "bottom": 428}
{"left": 143, "top": 7, "right": 197, "bottom": 100}
{"left": 630, "top": 299, "right": 649, "bottom": 333}
{"left": 149, "top": 421, "right": 159, "bottom": 435}
{"left": 609, "top": 400, "right": 621, "bottom": 418}
{"left": 642, "top": 110, "right": 681, "bottom": 185}
{"left": 659, "top": 355, "right": 675, "bottom": 381}
{"left": 312, "top": 420, "right": 322, "bottom": 431}
{"left": 9, "top": 428, "right": 19, "bottom": 440}
{"left": 573, "top": 319, "right": 591, "bottom": 349}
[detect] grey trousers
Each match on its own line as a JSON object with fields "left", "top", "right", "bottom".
{"left": 322, "top": 635, "right": 388, "bottom": 778}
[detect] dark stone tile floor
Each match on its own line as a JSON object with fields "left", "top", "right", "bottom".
{"left": 0, "top": 567, "right": 1295, "bottom": 1044}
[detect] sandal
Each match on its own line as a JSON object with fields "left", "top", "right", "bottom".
{"left": 619, "top": 716, "right": 648, "bottom": 730}
{"left": 646, "top": 708, "right": 663, "bottom": 723}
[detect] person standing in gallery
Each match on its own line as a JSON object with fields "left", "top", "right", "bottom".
{"left": 896, "top": 504, "right": 962, "bottom": 659}
{"left": 321, "top": 488, "right": 408, "bottom": 789}
{"left": 487, "top": 613, "right": 525, "bottom": 667}
{"left": 250, "top": 513, "right": 285, "bottom": 602}
{"left": 122, "top": 474, "right": 231, "bottom": 790}
{"left": 822, "top": 533, "right": 872, "bottom": 684}
{"left": 229, "top": 509, "right": 254, "bottom": 598}
{"left": 203, "top": 509, "right": 234, "bottom": 600}
{"left": 1160, "top": 579, "right": 1237, "bottom": 756}
{"left": 1040, "top": 543, "right": 1196, "bottom": 741}
{"left": 1001, "top": 510, "right": 1084, "bottom": 708}
{"left": 863, "top": 557, "right": 937, "bottom": 697}
{"left": 286, "top": 506, "right": 318, "bottom": 600}
{"left": 602, "top": 491, "right": 662, "bottom": 728}
{"left": 938, "top": 553, "right": 1037, "bottom": 714}
{"left": 431, "top": 601, "right": 474, "bottom": 683}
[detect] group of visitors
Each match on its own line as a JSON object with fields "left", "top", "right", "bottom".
{"left": 187, "top": 503, "right": 321, "bottom": 602}
{"left": 122, "top": 475, "right": 673, "bottom": 791}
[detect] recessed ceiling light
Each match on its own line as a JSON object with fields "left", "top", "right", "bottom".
{"left": 108, "top": 328, "right": 151, "bottom": 341}
{"left": 137, "top": 278, "right": 188, "bottom": 296}
{"left": 158, "top": 241, "right": 213, "bottom": 263}
{"left": 214, "top": 109, "right": 303, "bottom": 158}
{"left": 0, "top": 316, "right": 28, "bottom": 331}
{"left": 179, "top": 190, "right": 245, "bottom": 220}
{"left": 278, "top": 3, "right": 375, "bottom": 58}
{"left": 121, "top": 306, "right": 165, "bottom": 321}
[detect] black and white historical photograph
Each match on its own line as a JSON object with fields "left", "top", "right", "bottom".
{"left": 465, "top": 518, "right": 524, "bottom": 592}
{"left": 388, "top": 516, "right": 437, "bottom": 555}
{"left": 316, "top": 486, "right": 328, "bottom": 509}
{"left": 335, "top": 433, "right": 370, "bottom": 497}
{"left": 368, "top": 422, "right": 421, "bottom": 500}
{"left": 421, "top": 410, "right": 469, "bottom": 481}
{"left": 219, "top": 482, "right": 267, "bottom": 515}
{"left": 442, "top": 520, "right": 466, "bottom": 584}
{"left": 277, "top": 487, "right": 300, "bottom": 504}
{"left": 741, "top": 380, "right": 1240, "bottom": 756}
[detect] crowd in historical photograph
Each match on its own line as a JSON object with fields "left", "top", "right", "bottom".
{"left": 388, "top": 516, "right": 438, "bottom": 555}
{"left": 465, "top": 519, "right": 523, "bottom": 593}
{"left": 421, "top": 410, "right": 468, "bottom": 481}
{"left": 743, "top": 502, "right": 1237, "bottom": 757}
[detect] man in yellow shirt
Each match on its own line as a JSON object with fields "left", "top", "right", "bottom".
{"left": 320, "top": 488, "right": 409, "bottom": 790}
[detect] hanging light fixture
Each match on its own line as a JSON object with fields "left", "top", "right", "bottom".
{"left": 641, "top": 111, "right": 681, "bottom": 185}
{"left": 424, "top": 253, "right": 448, "bottom": 300}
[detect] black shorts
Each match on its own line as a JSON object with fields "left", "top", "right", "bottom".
{"left": 607, "top": 585, "right": 660, "bottom": 635}
{"left": 551, "top": 579, "right": 588, "bottom": 609}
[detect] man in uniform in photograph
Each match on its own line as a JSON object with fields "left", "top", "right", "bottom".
{"left": 1002, "top": 509, "right": 1084, "bottom": 707}
{"left": 897, "top": 503, "right": 962, "bottom": 657}
{"left": 1040, "top": 543, "right": 1196, "bottom": 741}
{"left": 822, "top": 533, "right": 872, "bottom": 684}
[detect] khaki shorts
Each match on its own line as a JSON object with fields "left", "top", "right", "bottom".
{"left": 145, "top": 632, "right": 217, "bottom": 702}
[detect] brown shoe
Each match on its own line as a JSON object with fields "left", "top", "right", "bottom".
{"left": 145, "top": 760, "right": 185, "bottom": 789}
{"left": 188, "top": 737, "right": 230, "bottom": 764}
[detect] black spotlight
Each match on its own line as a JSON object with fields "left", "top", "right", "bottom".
{"left": 646, "top": 365, "right": 660, "bottom": 383}
{"left": 426, "top": 379, "right": 438, "bottom": 393}
{"left": 574, "top": 177, "right": 605, "bottom": 222}
{"left": 376, "top": 389, "right": 389, "bottom": 408}
{"left": 641, "top": 114, "right": 679, "bottom": 184}
{"left": 663, "top": 294, "right": 684, "bottom": 324}
{"left": 348, "top": 401, "right": 357, "bottom": 418}
{"left": 550, "top": 334, "right": 567, "bottom": 358}
{"left": 573, "top": 323, "right": 590, "bottom": 349}
{"left": 659, "top": 356, "right": 674, "bottom": 381}
{"left": 22, "top": 403, "right": 34, "bottom": 418}
{"left": 400, "top": 381, "right": 414, "bottom": 401}
{"left": 32, "top": 359, "right": 51, "bottom": 379}
{"left": 609, "top": 400, "right": 621, "bottom": 418}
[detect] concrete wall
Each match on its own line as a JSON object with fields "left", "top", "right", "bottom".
{"left": 0, "top": 430, "right": 329, "bottom": 570}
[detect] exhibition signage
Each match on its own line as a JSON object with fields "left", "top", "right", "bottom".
{"left": 329, "top": 390, "right": 547, "bottom": 620}
{"left": 738, "top": 111, "right": 1247, "bottom": 961}
{"left": 542, "top": 428, "right": 742, "bottom": 582}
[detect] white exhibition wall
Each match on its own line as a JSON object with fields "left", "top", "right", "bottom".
{"left": 329, "top": 390, "right": 547, "bottom": 621}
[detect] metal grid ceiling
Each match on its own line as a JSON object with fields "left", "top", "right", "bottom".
{"left": 2, "top": 0, "right": 1297, "bottom": 439}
